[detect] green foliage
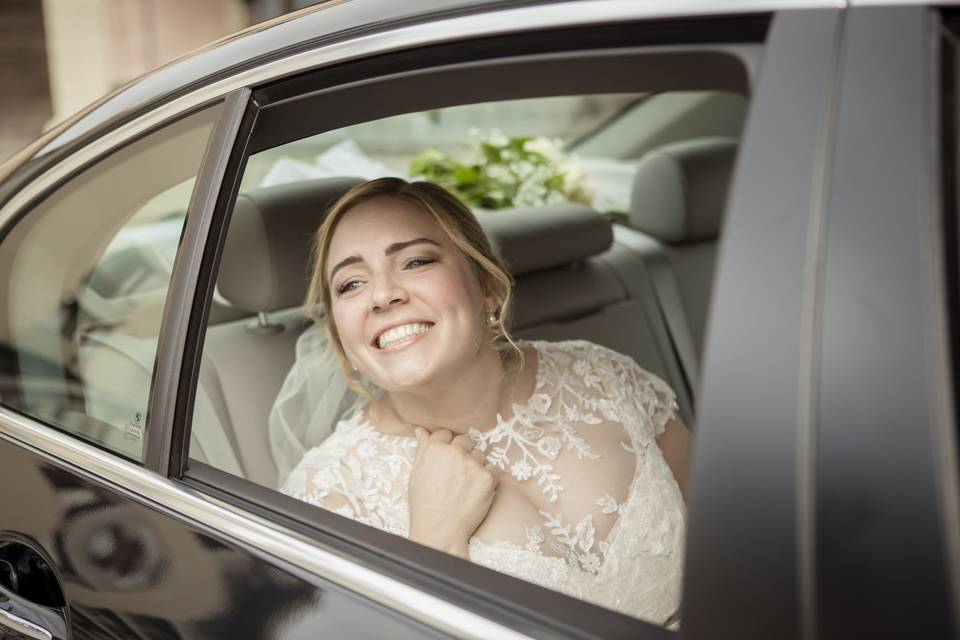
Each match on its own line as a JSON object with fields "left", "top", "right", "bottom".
{"left": 409, "top": 133, "right": 593, "bottom": 210}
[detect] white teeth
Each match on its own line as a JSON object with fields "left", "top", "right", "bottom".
{"left": 377, "top": 323, "right": 431, "bottom": 349}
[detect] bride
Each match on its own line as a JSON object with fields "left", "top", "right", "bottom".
{"left": 278, "top": 177, "right": 691, "bottom": 625}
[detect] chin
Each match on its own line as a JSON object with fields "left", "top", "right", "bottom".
{"left": 368, "top": 352, "right": 463, "bottom": 393}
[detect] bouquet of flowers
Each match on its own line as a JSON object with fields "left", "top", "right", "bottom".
{"left": 409, "top": 130, "right": 593, "bottom": 210}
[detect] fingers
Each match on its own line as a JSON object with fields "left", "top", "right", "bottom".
{"left": 469, "top": 448, "right": 486, "bottom": 465}
{"left": 429, "top": 429, "right": 453, "bottom": 444}
{"left": 414, "top": 428, "right": 455, "bottom": 465}
{"left": 451, "top": 434, "right": 474, "bottom": 453}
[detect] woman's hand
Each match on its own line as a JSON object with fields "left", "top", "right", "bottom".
{"left": 408, "top": 427, "right": 497, "bottom": 558}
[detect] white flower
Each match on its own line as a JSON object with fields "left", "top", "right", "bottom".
{"left": 537, "top": 436, "right": 561, "bottom": 460}
{"left": 529, "top": 393, "right": 552, "bottom": 414}
{"left": 523, "top": 136, "right": 562, "bottom": 161}
{"left": 580, "top": 552, "right": 601, "bottom": 574}
{"left": 486, "top": 128, "right": 509, "bottom": 146}
{"left": 356, "top": 440, "right": 377, "bottom": 459}
{"left": 468, "top": 429, "right": 487, "bottom": 451}
{"left": 511, "top": 460, "right": 533, "bottom": 481}
{"left": 596, "top": 495, "right": 620, "bottom": 515}
{"left": 560, "top": 160, "right": 595, "bottom": 205}
{"left": 573, "top": 359, "right": 591, "bottom": 377}
{"left": 575, "top": 515, "right": 596, "bottom": 552}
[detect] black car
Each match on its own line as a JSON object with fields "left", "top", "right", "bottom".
{"left": 0, "top": 1, "right": 957, "bottom": 638}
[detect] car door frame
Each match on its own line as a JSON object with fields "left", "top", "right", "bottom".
{"left": 814, "top": 6, "right": 959, "bottom": 638}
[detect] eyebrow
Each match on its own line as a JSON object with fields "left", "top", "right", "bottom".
{"left": 328, "top": 237, "right": 440, "bottom": 282}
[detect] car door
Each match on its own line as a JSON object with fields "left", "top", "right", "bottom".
{"left": 689, "top": 5, "right": 959, "bottom": 639}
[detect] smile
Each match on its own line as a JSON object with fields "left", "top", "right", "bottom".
{"left": 375, "top": 322, "right": 433, "bottom": 350}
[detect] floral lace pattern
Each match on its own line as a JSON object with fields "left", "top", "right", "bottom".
{"left": 281, "top": 340, "right": 685, "bottom": 625}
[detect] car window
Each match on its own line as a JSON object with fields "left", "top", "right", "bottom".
{"left": 0, "top": 104, "right": 223, "bottom": 461}
{"left": 186, "top": 42, "right": 752, "bottom": 634}
{"left": 240, "top": 91, "right": 745, "bottom": 216}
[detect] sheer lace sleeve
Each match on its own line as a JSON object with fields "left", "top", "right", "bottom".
{"left": 618, "top": 354, "right": 680, "bottom": 439}
{"left": 280, "top": 433, "right": 376, "bottom": 525}
{"left": 561, "top": 340, "right": 680, "bottom": 439}
{"left": 280, "top": 412, "right": 415, "bottom": 536}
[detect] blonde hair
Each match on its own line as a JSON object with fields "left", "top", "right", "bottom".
{"left": 305, "top": 177, "right": 522, "bottom": 395}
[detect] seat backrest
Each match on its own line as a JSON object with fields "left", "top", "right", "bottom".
{"left": 191, "top": 178, "right": 362, "bottom": 487}
{"left": 618, "top": 136, "right": 738, "bottom": 384}
{"left": 479, "top": 204, "right": 695, "bottom": 426}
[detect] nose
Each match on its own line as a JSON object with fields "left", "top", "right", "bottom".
{"left": 370, "top": 271, "right": 408, "bottom": 312}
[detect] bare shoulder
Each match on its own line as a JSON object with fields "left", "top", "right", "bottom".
{"left": 656, "top": 418, "right": 692, "bottom": 501}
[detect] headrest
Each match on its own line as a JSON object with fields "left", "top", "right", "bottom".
{"left": 479, "top": 203, "right": 613, "bottom": 276}
{"left": 218, "top": 177, "right": 363, "bottom": 312}
{"left": 629, "top": 137, "right": 738, "bottom": 243}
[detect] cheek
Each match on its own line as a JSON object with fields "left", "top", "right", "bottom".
{"left": 331, "top": 300, "right": 364, "bottom": 355}
{"left": 418, "top": 268, "right": 483, "bottom": 318}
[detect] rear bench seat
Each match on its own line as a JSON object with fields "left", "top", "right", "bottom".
{"left": 192, "top": 177, "right": 705, "bottom": 487}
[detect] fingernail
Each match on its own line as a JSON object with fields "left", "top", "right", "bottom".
{"left": 414, "top": 427, "right": 425, "bottom": 441}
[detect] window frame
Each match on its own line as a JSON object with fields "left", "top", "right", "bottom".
{"left": 173, "top": 17, "right": 770, "bottom": 640}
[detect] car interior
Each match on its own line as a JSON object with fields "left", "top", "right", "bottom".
{"left": 185, "top": 93, "right": 742, "bottom": 488}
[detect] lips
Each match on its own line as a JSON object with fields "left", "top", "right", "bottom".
{"left": 373, "top": 321, "right": 434, "bottom": 350}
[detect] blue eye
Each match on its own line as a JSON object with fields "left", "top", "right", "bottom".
{"left": 336, "top": 280, "right": 362, "bottom": 295}
{"left": 405, "top": 257, "right": 437, "bottom": 269}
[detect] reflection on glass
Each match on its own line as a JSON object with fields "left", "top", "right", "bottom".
{"left": 0, "top": 106, "right": 222, "bottom": 460}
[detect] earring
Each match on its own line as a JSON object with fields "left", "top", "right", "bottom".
{"left": 486, "top": 312, "right": 497, "bottom": 326}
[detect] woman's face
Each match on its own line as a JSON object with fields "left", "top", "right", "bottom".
{"left": 326, "top": 196, "right": 491, "bottom": 392}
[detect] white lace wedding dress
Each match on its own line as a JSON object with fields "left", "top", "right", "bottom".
{"left": 281, "top": 340, "right": 685, "bottom": 624}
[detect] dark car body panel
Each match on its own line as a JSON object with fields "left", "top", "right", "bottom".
{"left": 0, "top": 438, "right": 448, "bottom": 639}
{"left": 683, "top": 9, "right": 843, "bottom": 638}
{"left": 817, "top": 7, "right": 956, "bottom": 637}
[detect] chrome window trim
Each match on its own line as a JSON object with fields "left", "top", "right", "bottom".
{"left": 0, "top": 407, "right": 533, "bottom": 640}
{"left": 0, "top": 0, "right": 830, "bottom": 232}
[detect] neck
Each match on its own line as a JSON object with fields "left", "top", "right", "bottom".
{"left": 377, "top": 347, "right": 514, "bottom": 436}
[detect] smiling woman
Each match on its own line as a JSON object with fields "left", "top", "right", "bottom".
{"left": 276, "top": 177, "right": 692, "bottom": 625}
{"left": 308, "top": 178, "right": 519, "bottom": 396}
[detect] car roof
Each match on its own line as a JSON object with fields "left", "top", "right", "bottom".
{"left": 36, "top": 0, "right": 555, "bottom": 159}
{"left": 0, "top": 0, "right": 555, "bottom": 200}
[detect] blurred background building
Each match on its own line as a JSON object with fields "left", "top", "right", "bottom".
{"left": 0, "top": 0, "right": 323, "bottom": 164}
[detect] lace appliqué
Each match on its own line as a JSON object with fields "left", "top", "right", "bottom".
{"left": 468, "top": 406, "right": 599, "bottom": 503}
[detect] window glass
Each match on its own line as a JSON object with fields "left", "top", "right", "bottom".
{"left": 191, "top": 87, "right": 745, "bottom": 629}
{"left": 0, "top": 105, "right": 223, "bottom": 460}
{"left": 242, "top": 92, "right": 745, "bottom": 215}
